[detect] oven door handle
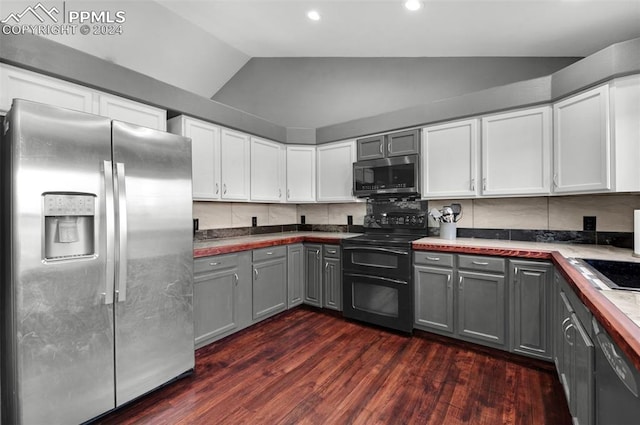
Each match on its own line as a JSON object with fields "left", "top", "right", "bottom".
{"left": 345, "top": 272, "right": 408, "bottom": 286}
{"left": 343, "top": 246, "right": 409, "bottom": 256}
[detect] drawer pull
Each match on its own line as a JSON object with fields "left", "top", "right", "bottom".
{"left": 266, "top": 251, "right": 273, "bottom": 255}
{"left": 233, "top": 273, "right": 238, "bottom": 286}
{"left": 209, "top": 262, "right": 219, "bottom": 266}
{"left": 426, "top": 256, "right": 440, "bottom": 261}
{"left": 327, "top": 249, "right": 337, "bottom": 254}
{"left": 472, "top": 261, "right": 490, "bottom": 266}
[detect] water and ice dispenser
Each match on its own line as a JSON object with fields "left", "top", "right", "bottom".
{"left": 43, "top": 193, "right": 96, "bottom": 260}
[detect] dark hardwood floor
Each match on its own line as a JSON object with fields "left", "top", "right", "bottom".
{"left": 96, "top": 307, "right": 571, "bottom": 425}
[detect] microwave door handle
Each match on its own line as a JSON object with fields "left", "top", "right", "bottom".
{"left": 115, "top": 162, "right": 128, "bottom": 303}
{"left": 103, "top": 161, "right": 115, "bottom": 305}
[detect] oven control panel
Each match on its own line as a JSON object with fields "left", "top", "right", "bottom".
{"left": 364, "top": 212, "right": 426, "bottom": 229}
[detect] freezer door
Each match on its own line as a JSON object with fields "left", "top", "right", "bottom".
{"left": 2, "top": 99, "right": 116, "bottom": 425}
{"left": 111, "top": 121, "right": 194, "bottom": 406}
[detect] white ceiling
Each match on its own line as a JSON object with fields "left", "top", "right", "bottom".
{"left": 158, "top": 0, "right": 640, "bottom": 57}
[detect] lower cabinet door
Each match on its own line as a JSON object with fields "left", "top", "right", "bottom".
{"left": 414, "top": 265, "right": 454, "bottom": 334}
{"left": 457, "top": 270, "right": 506, "bottom": 346}
{"left": 323, "top": 257, "right": 342, "bottom": 310}
{"left": 253, "top": 257, "right": 287, "bottom": 321}
{"left": 304, "top": 245, "right": 323, "bottom": 307}
{"left": 287, "top": 244, "right": 304, "bottom": 308}
{"left": 194, "top": 267, "right": 238, "bottom": 346}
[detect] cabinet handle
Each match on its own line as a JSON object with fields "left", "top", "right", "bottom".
{"left": 472, "top": 261, "right": 489, "bottom": 266}
{"left": 223, "top": 183, "right": 227, "bottom": 195}
{"left": 447, "top": 274, "right": 452, "bottom": 289}
{"left": 279, "top": 189, "right": 282, "bottom": 198}
{"left": 470, "top": 178, "right": 475, "bottom": 191}
{"left": 458, "top": 276, "right": 463, "bottom": 290}
{"left": 553, "top": 174, "right": 558, "bottom": 188}
{"left": 426, "top": 256, "right": 440, "bottom": 261}
{"left": 325, "top": 262, "right": 329, "bottom": 271}
{"left": 287, "top": 189, "right": 291, "bottom": 199}
{"left": 513, "top": 266, "right": 518, "bottom": 282}
{"left": 266, "top": 251, "right": 273, "bottom": 255}
{"left": 379, "top": 144, "right": 383, "bottom": 154}
{"left": 327, "top": 249, "right": 336, "bottom": 254}
{"left": 482, "top": 177, "right": 487, "bottom": 191}
{"left": 563, "top": 322, "right": 575, "bottom": 346}
{"left": 209, "top": 262, "right": 219, "bottom": 266}
{"left": 233, "top": 273, "right": 238, "bottom": 286}
{"left": 387, "top": 141, "right": 391, "bottom": 153}
{"left": 254, "top": 268, "right": 258, "bottom": 280}
{"left": 215, "top": 183, "right": 219, "bottom": 195}
{"left": 316, "top": 250, "right": 320, "bottom": 259}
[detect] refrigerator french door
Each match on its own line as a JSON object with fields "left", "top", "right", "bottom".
{"left": 1, "top": 99, "right": 195, "bottom": 425}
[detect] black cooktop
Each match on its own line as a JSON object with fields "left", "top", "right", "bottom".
{"left": 343, "top": 232, "right": 426, "bottom": 247}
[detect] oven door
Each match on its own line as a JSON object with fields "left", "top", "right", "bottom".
{"left": 343, "top": 272, "right": 413, "bottom": 333}
{"left": 342, "top": 245, "right": 412, "bottom": 279}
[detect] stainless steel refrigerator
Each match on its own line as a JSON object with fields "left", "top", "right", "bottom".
{"left": 1, "top": 99, "right": 195, "bottom": 425}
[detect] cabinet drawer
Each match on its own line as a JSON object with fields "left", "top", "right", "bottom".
{"left": 253, "top": 245, "right": 287, "bottom": 262}
{"left": 323, "top": 245, "right": 341, "bottom": 258}
{"left": 458, "top": 255, "right": 505, "bottom": 273}
{"left": 194, "top": 253, "right": 239, "bottom": 274}
{"left": 414, "top": 251, "right": 454, "bottom": 267}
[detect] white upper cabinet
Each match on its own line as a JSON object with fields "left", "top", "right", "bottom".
{"left": 553, "top": 85, "right": 610, "bottom": 193}
{"left": 422, "top": 119, "right": 478, "bottom": 199}
{"left": 286, "top": 146, "right": 316, "bottom": 202}
{"left": 1, "top": 64, "right": 166, "bottom": 131}
{"left": 96, "top": 93, "right": 166, "bottom": 131}
{"left": 610, "top": 75, "right": 640, "bottom": 193}
{"left": 481, "top": 106, "right": 551, "bottom": 196}
{"left": 220, "top": 129, "right": 251, "bottom": 201}
{"left": 168, "top": 116, "right": 221, "bottom": 200}
{"left": 317, "top": 140, "right": 357, "bottom": 202}
{"left": 250, "top": 137, "right": 285, "bottom": 202}
{"left": 0, "top": 64, "right": 94, "bottom": 114}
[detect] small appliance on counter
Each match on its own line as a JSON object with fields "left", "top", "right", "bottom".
{"left": 342, "top": 198, "right": 428, "bottom": 333}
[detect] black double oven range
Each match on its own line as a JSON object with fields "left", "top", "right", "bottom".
{"left": 342, "top": 198, "right": 428, "bottom": 334}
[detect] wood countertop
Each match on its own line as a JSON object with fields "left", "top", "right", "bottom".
{"left": 193, "top": 232, "right": 640, "bottom": 371}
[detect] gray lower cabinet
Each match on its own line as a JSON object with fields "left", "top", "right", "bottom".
{"left": 457, "top": 270, "right": 506, "bottom": 347}
{"left": 303, "top": 244, "right": 341, "bottom": 310}
{"left": 322, "top": 245, "right": 342, "bottom": 310}
{"left": 555, "top": 272, "right": 594, "bottom": 425}
{"left": 414, "top": 265, "right": 454, "bottom": 334}
{"left": 252, "top": 246, "right": 287, "bottom": 321}
{"left": 510, "top": 260, "right": 553, "bottom": 360}
{"left": 287, "top": 244, "right": 304, "bottom": 308}
{"left": 304, "top": 244, "right": 323, "bottom": 307}
{"left": 193, "top": 252, "right": 252, "bottom": 348}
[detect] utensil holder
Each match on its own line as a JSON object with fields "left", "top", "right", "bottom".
{"left": 440, "top": 222, "right": 457, "bottom": 240}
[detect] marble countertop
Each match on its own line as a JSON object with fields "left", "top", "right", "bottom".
{"left": 193, "top": 232, "right": 640, "bottom": 369}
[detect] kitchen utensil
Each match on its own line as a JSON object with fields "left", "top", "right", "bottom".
{"left": 429, "top": 208, "right": 442, "bottom": 222}
{"left": 451, "top": 203, "right": 462, "bottom": 222}
{"left": 442, "top": 206, "right": 454, "bottom": 223}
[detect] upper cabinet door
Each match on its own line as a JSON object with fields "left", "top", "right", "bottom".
{"left": 286, "top": 146, "right": 316, "bottom": 202}
{"left": 387, "top": 129, "right": 420, "bottom": 157}
{"left": 251, "top": 137, "right": 285, "bottom": 202}
{"left": 0, "top": 64, "right": 94, "bottom": 114}
{"left": 168, "top": 116, "right": 221, "bottom": 201}
{"left": 97, "top": 93, "right": 167, "bottom": 131}
{"left": 317, "top": 140, "right": 356, "bottom": 202}
{"left": 422, "top": 119, "right": 478, "bottom": 199}
{"left": 356, "top": 135, "right": 385, "bottom": 161}
{"left": 553, "top": 85, "right": 610, "bottom": 193}
{"left": 481, "top": 106, "right": 551, "bottom": 196}
{"left": 220, "top": 129, "right": 251, "bottom": 200}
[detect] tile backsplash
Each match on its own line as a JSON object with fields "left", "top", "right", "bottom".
{"left": 193, "top": 194, "right": 640, "bottom": 233}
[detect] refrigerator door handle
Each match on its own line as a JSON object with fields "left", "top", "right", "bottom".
{"left": 115, "top": 162, "right": 128, "bottom": 303}
{"left": 103, "top": 160, "right": 115, "bottom": 305}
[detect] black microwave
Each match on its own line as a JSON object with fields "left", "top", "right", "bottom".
{"left": 353, "top": 154, "right": 420, "bottom": 198}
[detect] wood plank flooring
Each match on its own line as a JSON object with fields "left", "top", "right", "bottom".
{"left": 96, "top": 307, "right": 571, "bottom": 425}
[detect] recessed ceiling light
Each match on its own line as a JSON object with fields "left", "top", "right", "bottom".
{"left": 404, "top": 0, "right": 422, "bottom": 11}
{"left": 307, "top": 10, "right": 321, "bottom": 21}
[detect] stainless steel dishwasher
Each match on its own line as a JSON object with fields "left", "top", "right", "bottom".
{"left": 592, "top": 318, "right": 640, "bottom": 424}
